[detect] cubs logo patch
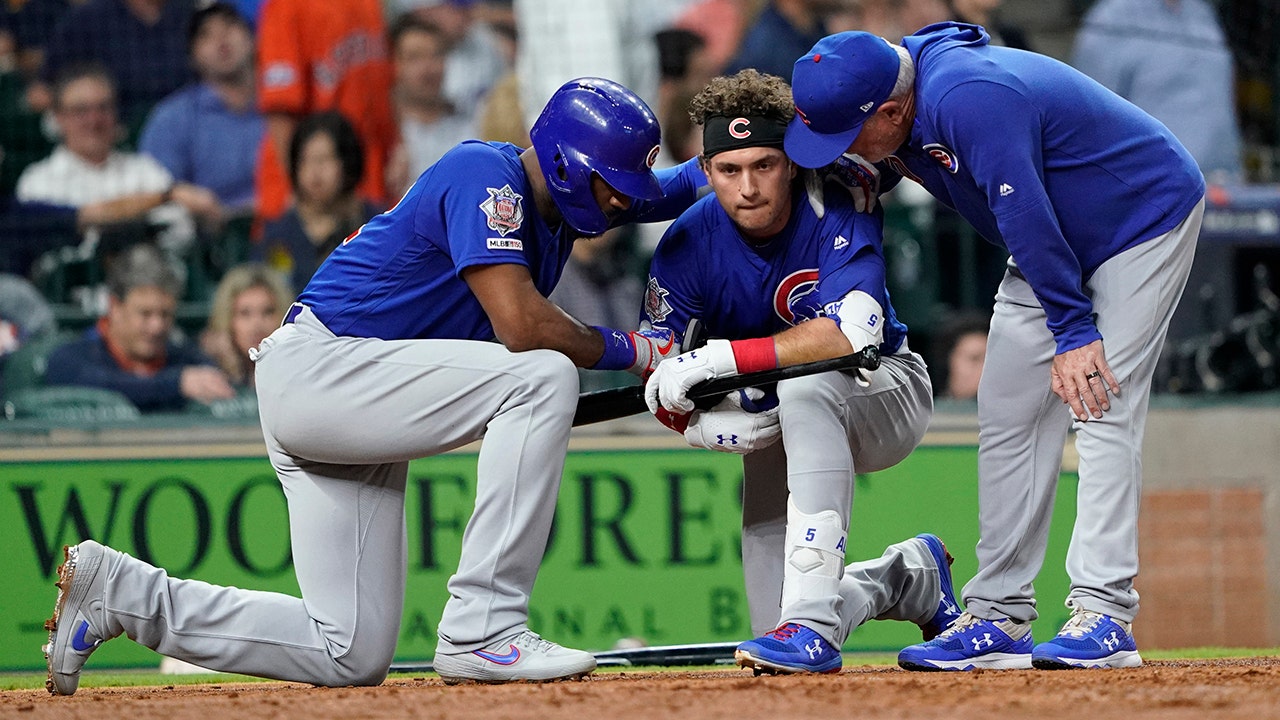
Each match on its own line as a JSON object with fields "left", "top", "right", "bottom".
{"left": 729, "top": 117, "right": 751, "bottom": 139}
{"left": 479, "top": 184, "right": 525, "bottom": 236}
{"left": 795, "top": 105, "right": 811, "bottom": 126}
{"left": 923, "top": 143, "right": 959, "bottom": 174}
{"left": 644, "top": 276, "right": 674, "bottom": 324}
{"left": 774, "top": 269, "right": 821, "bottom": 325}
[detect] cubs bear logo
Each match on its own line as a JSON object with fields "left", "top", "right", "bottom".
{"left": 774, "top": 269, "right": 822, "bottom": 325}
{"left": 480, "top": 184, "right": 525, "bottom": 236}
{"left": 922, "top": 143, "right": 959, "bottom": 174}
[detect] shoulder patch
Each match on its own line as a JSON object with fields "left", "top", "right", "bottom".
{"left": 644, "top": 276, "right": 674, "bottom": 324}
{"left": 922, "top": 143, "right": 960, "bottom": 174}
{"left": 479, "top": 184, "right": 525, "bottom": 237}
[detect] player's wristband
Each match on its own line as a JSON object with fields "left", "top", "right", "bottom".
{"left": 590, "top": 326, "right": 636, "bottom": 370}
{"left": 729, "top": 337, "right": 778, "bottom": 375}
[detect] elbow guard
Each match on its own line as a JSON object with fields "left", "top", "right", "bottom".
{"left": 826, "top": 290, "right": 884, "bottom": 352}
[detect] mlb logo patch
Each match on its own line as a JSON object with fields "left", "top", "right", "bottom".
{"left": 480, "top": 184, "right": 525, "bottom": 236}
{"left": 644, "top": 276, "right": 674, "bottom": 323}
{"left": 487, "top": 238, "right": 524, "bottom": 251}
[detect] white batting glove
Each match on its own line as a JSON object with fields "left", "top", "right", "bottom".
{"left": 644, "top": 338, "right": 738, "bottom": 414}
{"left": 830, "top": 153, "right": 880, "bottom": 213}
{"left": 804, "top": 153, "right": 880, "bottom": 219}
{"left": 684, "top": 388, "right": 780, "bottom": 455}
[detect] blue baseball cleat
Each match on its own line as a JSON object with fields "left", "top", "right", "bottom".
{"left": 1031, "top": 608, "right": 1142, "bottom": 669}
{"left": 898, "top": 612, "right": 1033, "bottom": 671}
{"left": 915, "top": 533, "right": 962, "bottom": 641}
{"left": 735, "top": 623, "right": 843, "bottom": 674}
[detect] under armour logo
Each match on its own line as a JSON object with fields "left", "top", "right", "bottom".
{"left": 716, "top": 434, "right": 739, "bottom": 445}
{"left": 805, "top": 640, "right": 823, "bottom": 659}
{"left": 679, "top": 351, "right": 696, "bottom": 363}
{"left": 1102, "top": 631, "right": 1120, "bottom": 651}
{"left": 971, "top": 633, "right": 994, "bottom": 651}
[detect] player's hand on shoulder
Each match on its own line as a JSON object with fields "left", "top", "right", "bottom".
{"left": 644, "top": 338, "right": 738, "bottom": 414}
{"left": 684, "top": 388, "right": 781, "bottom": 454}
{"left": 180, "top": 365, "right": 236, "bottom": 403}
{"left": 807, "top": 153, "right": 880, "bottom": 217}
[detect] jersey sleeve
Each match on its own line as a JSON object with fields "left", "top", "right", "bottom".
{"left": 639, "top": 217, "right": 705, "bottom": 345}
{"left": 433, "top": 145, "right": 536, "bottom": 276}
{"left": 936, "top": 80, "right": 1099, "bottom": 354}
{"left": 813, "top": 188, "right": 889, "bottom": 310}
{"left": 256, "top": 0, "right": 308, "bottom": 114}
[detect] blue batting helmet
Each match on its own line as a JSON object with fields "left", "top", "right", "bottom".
{"left": 530, "top": 78, "right": 664, "bottom": 236}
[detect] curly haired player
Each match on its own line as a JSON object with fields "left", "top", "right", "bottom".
{"left": 642, "top": 69, "right": 958, "bottom": 674}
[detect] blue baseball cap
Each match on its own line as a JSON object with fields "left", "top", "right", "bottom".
{"left": 785, "top": 32, "right": 900, "bottom": 169}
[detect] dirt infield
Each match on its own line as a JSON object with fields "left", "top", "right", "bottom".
{"left": 6, "top": 658, "right": 1280, "bottom": 720}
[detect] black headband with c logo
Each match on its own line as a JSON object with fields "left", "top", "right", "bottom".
{"left": 702, "top": 115, "right": 789, "bottom": 158}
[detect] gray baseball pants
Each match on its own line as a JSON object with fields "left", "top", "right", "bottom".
{"left": 963, "top": 198, "right": 1203, "bottom": 624}
{"left": 88, "top": 306, "right": 579, "bottom": 685}
{"left": 740, "top": 350, "right": 934, "bottom": 643}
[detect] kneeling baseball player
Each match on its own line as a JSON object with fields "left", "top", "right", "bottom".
{"left": 43, "top": 78, "right": 705, "bottom": 693}
{"left": 642, "top": 70, "right": 958, "bottom": 674}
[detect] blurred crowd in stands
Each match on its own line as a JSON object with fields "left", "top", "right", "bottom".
{"left": 0, "top": 0, "right": 1270, "bottom": 419}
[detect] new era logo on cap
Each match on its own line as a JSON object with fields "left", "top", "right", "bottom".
{"left": 785, "top": 32, "right": 901, "bottom": 169}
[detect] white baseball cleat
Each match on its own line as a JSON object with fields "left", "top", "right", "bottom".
{"left": 44, "top": 541, "right": 113, "bottom": 695}
{"left": 433, "top": 630, "right": 596, "bottom": 684}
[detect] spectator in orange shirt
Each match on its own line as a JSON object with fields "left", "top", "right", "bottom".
{"left": 253, "top": 0, "right": 395, "bottom": 221}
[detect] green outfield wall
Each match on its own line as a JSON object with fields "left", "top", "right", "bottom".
{"left": 0, "top": 445, "right": 1082, "bottom": 671}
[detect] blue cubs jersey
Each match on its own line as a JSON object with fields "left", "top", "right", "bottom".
{"left": 298, "top": 140, "right": 705, "bottom": 340}
{"left": 882, "top": 22, "right": 1204, "bottom": 354}
{"left": 642, "top": 180, "right": 907, "bottom": 354}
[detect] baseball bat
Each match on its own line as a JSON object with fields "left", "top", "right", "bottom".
{"left": 572, "top": 344, "right": 882, "bottom": 427}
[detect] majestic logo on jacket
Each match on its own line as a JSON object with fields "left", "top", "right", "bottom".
{"left": 774, "top": 269, "right": 821, "bottom": 325}
{"left": 480, "top": 184, "right": 525, "bottom": 237}
{"left": 923, "top": 143, "right": 959, "bottom": 174}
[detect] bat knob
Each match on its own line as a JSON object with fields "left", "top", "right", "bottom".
{"left": 859, "top": 345, "right": 882, "bottom": 371}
